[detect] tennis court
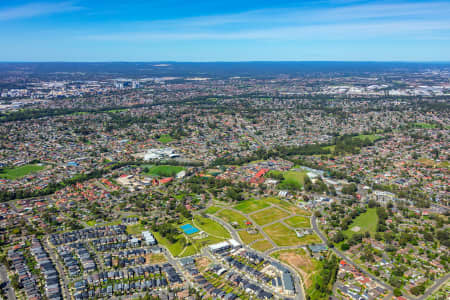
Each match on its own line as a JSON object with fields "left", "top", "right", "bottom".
{"left": 180, "top": 224, "right": 199, "bottom": 235}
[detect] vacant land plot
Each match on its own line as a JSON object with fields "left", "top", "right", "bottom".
{"left": 147, "top": 253, "right": 167, "bottom": 264}
{"left": 278, "top": 200, "right": 311, "bottom": 216}
{"left": 271, "top": 248, "right": 321, "bottom": 288}
{"left": 193, "top": 215, "right": 231, "bottom": 239}
{"left": 250, "top": 207, "right": 290, "bottom": 226}
{"left": 344, "top": 208, "right": 378, "bottom": 238}
{"left": 204, "top": 206, "right": 222, "bottom": 215}
{"left": 0, "top": 164, "right": 46, "bottom": 180}
{"left": 126, "top": 223, "right": 145, "bottom": 235}
{"left": 263, "top": 223, "right": 302, "bottom": 247}
{"left": 234, "top": 199, "right": 270, "bottom": 214}
{"left": 216, "top": 209, "right": 248, "bottom": 229}
{"left": 144, "top": 165, "right": 185, "bottom": 177}
{"left": 251, "top": 240, "right": 273, "bottom": 252}
{"left": 285, "top": 216, "right": 310, "bottom": 228}
{"left": 238, "top": 230, "right": 264, "bottom": 244}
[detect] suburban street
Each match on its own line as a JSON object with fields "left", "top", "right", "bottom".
{"left": 208, "top": 212, "right": 306, "bottom": 300}
{"left": 0, "top": 264, "right": 16, "bottom": 300}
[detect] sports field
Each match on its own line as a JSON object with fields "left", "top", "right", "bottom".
{"left": 144, "top": 165, "right": 185, "bottom": 177}
{"left": 0, "top": 164, "right": 46, "bottom": 180}
{"left": 158, "top": 134, "right": 174, "bottom": 143}
{"left": 343, "top": 207, "right": 378, "bottom": 237}
{"left": 267, "top": 169, "right": 309, "bottom": 190}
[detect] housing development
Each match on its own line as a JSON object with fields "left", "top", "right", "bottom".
{"left": 0, "top": 62, "right": 448, "bottom": 300}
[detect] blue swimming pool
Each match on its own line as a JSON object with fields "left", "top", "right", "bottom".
{"left": 180, "top": 224, "right": 199, "bottom": 235}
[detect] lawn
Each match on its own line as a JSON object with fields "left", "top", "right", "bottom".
{"left": 204, "top": 206, "right": 222, "bottom": 215}
{"left": 250, "top": 207, "right": 290, "bottom": 226}
{"left": 144, "top": 165, "right": 185, "bottom": 177}
{"left": 216, "top": 209, "right": 248, "bottom": 229}
{"left": 271, "top": 248, "right": 321, "bottom": 288}
{"left": 238, "top": 230, "right": 264, "bottom": 244}
{"left": 158, "top": 134, "right": 174, "bottom": 143}
{"left": 251, "top": 240, "right": 273, "bottom": 252}
{"left": 263, "top": 222, "right": 304, "bottom": 246}
{"left": 285, "top": 216, "right": 310, "bottom": 228}
{"left": 234, "top": 199, "right": 270, "bottom": 214}
{"left": 193, "top": 215, "right": 231, "bottom": 239}
{"left": 152, "top": 231, "right": 186, "bottom": 257}
{"left": 0, "top": 164, "right": 46, "bottom": 180}
{"left": 343, "top": 207, "right": 378, "bottom": 237}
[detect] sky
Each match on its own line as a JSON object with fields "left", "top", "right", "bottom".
{"left": 0, "top": 0, "right": 449, "bottom": 62}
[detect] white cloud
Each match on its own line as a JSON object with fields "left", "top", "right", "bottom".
{"left": 0, "top": 1, "right": 82, "bottom": 21}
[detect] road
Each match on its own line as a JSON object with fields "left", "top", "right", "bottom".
{"left": 415, "top": 273, "right": 450, "bottom": 300}
{"left": 43, "top": 238, "right": 71, "bottom": 300}
{"left": 311, "top": 215, "right": 450, "bottom": 300}
{"left": 208, "top": 212, "right": 306, "bottom": 300}
{"left": 311, "top": 216, "right": 395, "bottom": 294}
{"left": 0, "top": 265, "right": 16, "bottom": 300}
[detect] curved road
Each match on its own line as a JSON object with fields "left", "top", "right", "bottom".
{"left": 311, "top": 216, "right": 394, "bottom": 292}
{"left": 208, "top": 213, "right": 306, "bottom": 300}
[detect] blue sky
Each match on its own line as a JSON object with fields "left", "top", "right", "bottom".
{"left": 0, "top": 0, "right": 449, "bottom": 61}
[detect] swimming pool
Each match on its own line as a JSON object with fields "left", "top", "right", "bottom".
{"left": 180, "top": 224, "right": 199, "bottom": 235}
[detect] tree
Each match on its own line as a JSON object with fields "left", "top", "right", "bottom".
{"left": 394, "top": 288, "right": 402, "bottom": 297}
{"left": 368, "top": 199, "right": 377, "bottom": 208}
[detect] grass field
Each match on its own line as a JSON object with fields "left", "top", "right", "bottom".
{"left": 216, "top": 209, "right": 248, "bottom": 229}
{"left": 250, "top": 207, "right": 290, "bottom": 226}
{"left": 0, "top": 164, "right": 46, "bottom": 180}
{"left": 144, "top": 165, "right": 185, "bottom": 177}
{"left": 158, "top": 134, "right": 174, "bottom": 143}
{"left": 147, "top": 253, "right": 167, "bottom": 264}
{"left": 126, "top": 223, "right": 145, "bottom": 235}
{"left": 353, "top": 134, "right": 383, "bottom": 142}
{"left": 152, "top": 231, "right": 186, "bottom": 257}
{"left": 238, "top": 230, "right": 264, "bottom": 244}
{"left": 251, "top": 240, "right": 273, "bottom": 252}
{"left": 86, "top": 220, "right": 97, "bottom": 226}
{"left": 204, "top": 206, "right": 222, "bottom": 215}
{"left": 268, "top": 170, "right": 309, "bottom": 190}
{"left": 285, "top": 216, "right": 310, "bottom": 228}
{"left": 343, "top": 208, "right": 378, "bottom": 237}
{"left": 193, "top": 215, "right": 231, "bottom": 239}
{"left": 234, "top": 199, "right": 270, "bottom": 214}
{"left": 412, "top": 122, "right": 436, "bottom": 129}
{"left": 264, "top": 197, "right": 311, "bottom": 216}
{"left": 263, "top": 223, "right": 303, "bottom": 246}
{"left": 271, "top": 248, "right": 321, "bottom": 288}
